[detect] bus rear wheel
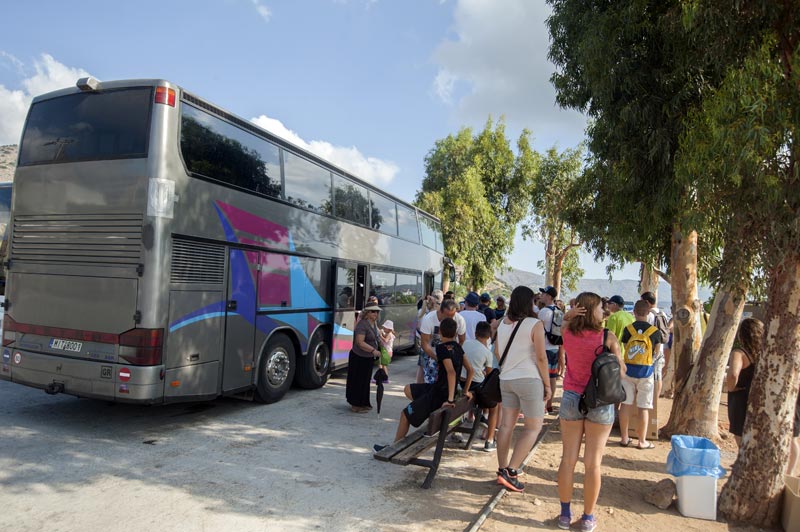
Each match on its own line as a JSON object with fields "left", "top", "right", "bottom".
{"left": 255, "top": 334, "right": 296, "bottom": 404}
{"left": 295, "top": 330, "right": 330, "bottom": 389}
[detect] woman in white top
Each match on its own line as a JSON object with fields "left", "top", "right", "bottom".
{"left": 494, "top": 285, "right": 551, "bottom": 493}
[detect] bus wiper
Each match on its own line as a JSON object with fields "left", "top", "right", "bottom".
{"left": 43, "top": 137, "right": 76, "bottom": 161}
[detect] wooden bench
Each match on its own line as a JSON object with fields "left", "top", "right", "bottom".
{"left": 373, "top": 396, "right": 483, "bottom": 488}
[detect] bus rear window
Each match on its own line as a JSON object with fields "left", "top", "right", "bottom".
{"left": 19, "top": 87, "right": 152, "bottom": 166}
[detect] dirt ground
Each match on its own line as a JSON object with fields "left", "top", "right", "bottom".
{"left": 480, "top": 392, "right": 774, "bottom": 532}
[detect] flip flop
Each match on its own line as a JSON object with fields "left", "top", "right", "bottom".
{"left": 637, "top": 442, "right": 655, "bottom": 449}
{"left": 620, "top": 440, "right": 632, "bottom": 447}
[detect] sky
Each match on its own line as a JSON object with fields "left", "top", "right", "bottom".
{"left": 0, "top": 0, "right": 641, "bottom": 280}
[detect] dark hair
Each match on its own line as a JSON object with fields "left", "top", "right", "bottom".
{"left": 439, "top": 317, "right": 458, "bottom": 338}
{"left": 440, "top": 299, "right": 458, "bottom": 312}
{"left": 507, "top": 286, "right": 536, "bottom": 321}
{"left": 737, "top": 318, "right": 764, "bottom": 363}
{"left": 566, "top": 292, "right": 604, "bottom": 333}
{"left": 475, "top": 321, "right": 492, "bottom": 339}
{"left": 633, "top": 300, "right": 650, "bottom": 317}
{"left": 640, "top": 291, "right": 656, "bottom": 305}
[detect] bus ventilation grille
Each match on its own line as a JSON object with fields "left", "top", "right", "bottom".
{"left": 170, "top": 238, "right": 225, "bottom": 285}
{"left": 11, "top": 213, "right": 143, "bottom": 267}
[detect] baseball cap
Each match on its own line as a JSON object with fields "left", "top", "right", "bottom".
{"left": 465, "top": 292, "right": 480, "bottom": 306}
{"left": 608, "top": 295, "right": 625, "bottom": 306}
{"left": 539, "top": 286, "right": 558, "bottom": 298}
{"left": 480, "top": 292, "right": 491, "bottom": 302}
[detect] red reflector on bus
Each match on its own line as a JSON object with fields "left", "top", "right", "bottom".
{"left": 154, "top": 86, "right": 176, "bottom": 107}
{"left": 2, "top": 317, "right": 117, "bottom": 345}
{"left": 3, "top": 315, "right": 17, "bottom": 346}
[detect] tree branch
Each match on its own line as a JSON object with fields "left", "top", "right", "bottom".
{"left": 654, "top": 267, "right": 671, "bottom": 284}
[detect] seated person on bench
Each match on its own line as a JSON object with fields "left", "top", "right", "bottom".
{"left": 374, "top": 317, "right": 475, "bottom": 451}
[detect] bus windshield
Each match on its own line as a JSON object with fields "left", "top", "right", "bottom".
{"left": 18, "top": 87, "right": 153, "bottom": 166}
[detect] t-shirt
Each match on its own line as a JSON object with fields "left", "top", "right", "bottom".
{"left": 537, "top": 306, "right": 558, "bottom": 351}
{"left": 419, "top": 310, "right": 467, "bottom": 348}
{"left": 461, "top": 339, "right": 493, "bottom": 383}
{"left": 434, "top": 341, "right": 465, "bottom": 396}
{"left": 478, "top": 303, "right": 495, "bottom": 323}
{"left": 460, "top": 309, "right": 487, "bottom": 341}
{"left": 620, "top": 320, "right": 662, "bottom": 378}
{"left": 494, "top": 308, "right": 506, "bottom": 321}
{"left": 606, "top": 310, "right": 635, "bottom": 347}
{"left": 495, "top": 317, "right": 542, "bottom": 381}
{"left": 562, "top": 328, "right": 605, "bottom": 393}
{"left": 352, "top": 318, "right": 380, "bottom": 358}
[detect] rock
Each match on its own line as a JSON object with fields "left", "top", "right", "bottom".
{"left": 607, "top": 508, "right": 614, "bottom": 515}
{"left": 533, "top": 498, "right": 543, "bottom": 506}
{"left": 644, "top": 478, "right": 676, "bottom": 510}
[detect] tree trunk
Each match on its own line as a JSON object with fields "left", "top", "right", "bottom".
{"left": 544, "top": 231, "right": 556, "bottom": 286}
{"left": 553, "top": 254, "right": 564, "bottom": 300}
{"left": 639, "top": 262, "right": 660, "bottom": 297}
{"left": 661, "top": 227, "right": 703, "bottom": 437}
{"left": 719, "top": 253, "right": 800, "bottom": 526}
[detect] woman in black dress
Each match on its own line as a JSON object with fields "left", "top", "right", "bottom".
{"left": 725, "top": 318, "right": 764, "bottom": 447}
{"left": 346, "top": 304, "right": 382, "bottom": 413}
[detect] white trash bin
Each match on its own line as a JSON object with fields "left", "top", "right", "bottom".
{"left": 676, "top": 475, "right": 717, "bottom": 520}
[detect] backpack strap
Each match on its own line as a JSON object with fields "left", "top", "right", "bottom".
{"left": 644, "top": 325, "right": 659, "bottom": 337}
{"left": 625, "top": 323, "right": 637, "bottom": 337}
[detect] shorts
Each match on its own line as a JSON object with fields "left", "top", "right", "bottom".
{"left": 499, "top": 378, "right": 544, "bottom": 418}
{"left": 546, "top": 349, "right": 559, "bottom": 379}
{"left": 560, "top": 390, "right": 615, "bottom": 425}
{"left": 403, "top": 384, "right": 444, "bottom": 428}
{"left": 622, "top": 376, "right": 655, "bottom": 409}
{"left": 653, "top": 355, "right": 665, "bottom": 381}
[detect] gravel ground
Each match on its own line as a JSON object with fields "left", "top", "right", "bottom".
{"left": 0, "top": 354, "right": 508, "bottom": 532}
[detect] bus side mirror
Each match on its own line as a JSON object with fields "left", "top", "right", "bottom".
{"left": 449, "top": 268, "right": 456, "bottom": 283}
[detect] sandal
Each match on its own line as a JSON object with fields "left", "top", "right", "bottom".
{"left": 637, "top": 441, "right": 655, "bottom": 449}
{"left": 619, "top": 439, "right": 631, "bottom": 447}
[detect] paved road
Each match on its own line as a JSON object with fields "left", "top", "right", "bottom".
{"left": 0, "top": 355, "right": 503, "bottom": 532}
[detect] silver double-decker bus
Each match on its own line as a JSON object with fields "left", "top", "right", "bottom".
{"left": 1, "top": 78, "right": 450, "bottom": 404}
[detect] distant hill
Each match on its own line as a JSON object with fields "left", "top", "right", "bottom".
{"left": 0, "top": 145, "right": 17, "bottom": 182}
{"left": 494, "top": 267, "right": 712, "bottom": 314}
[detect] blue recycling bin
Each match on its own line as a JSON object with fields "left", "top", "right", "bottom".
{"left": 666, "top": 435, "right": 726, "bottom": 478}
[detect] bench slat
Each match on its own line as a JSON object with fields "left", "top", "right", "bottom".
{"left": 425, "top": 397, "right": 473, "bottom": 436}
{"left": 389, "top": 435, "right": 440, "bottom": 465}
{"left": 373, "top": 430, "right": 425, "bottom": 462}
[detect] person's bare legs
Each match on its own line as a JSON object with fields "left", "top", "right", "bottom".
{"left": 788, "top": 436, "right": 800, "bottom": 475}
{"left": 637, "top": 407, "right": 650, "bottom": 447}
{"left": 582, "top": 420, "right": 613, "bottom": 515}
{"left": 496, "top": 405, "right": 520, "bottom": 470}
{"left": 415, "top": 365, "right": 424, "bottom": 384}
{"left": 618, "top": 403, "right": 634, "bottom": 444}
{"left": 403, "top": 384, "right": 413, "bottom": 400}
{"left": 734, "top": 435, "right": 742, "bottom": 448}
{"left": 508, "top": 416, "right": 544, "bottom": 470}
{"left": 557, "top": 418, "right": 585, "bottom": 507}
{"left": 485, "top": 405, "right": 499, "bottom": 442}
{"left": 394, "top": 412, "right": 411, "bottom": 442}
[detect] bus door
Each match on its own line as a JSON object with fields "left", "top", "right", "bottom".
{"left": 332, "top": 263, "right": 367, "bottom": 369}
{"left": 424, "top": 272, "right": 435, "bottom": 297}
{"left": 222, "top": 247, "right": 258, "bottom": 392}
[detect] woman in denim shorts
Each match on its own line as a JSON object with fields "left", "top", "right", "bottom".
{"left": 556, "top": 292, "right": 626, "bottom": 532}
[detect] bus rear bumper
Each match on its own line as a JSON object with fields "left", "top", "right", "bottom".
{"left": 1, "top": 348, "right": 164, "bottom": 404}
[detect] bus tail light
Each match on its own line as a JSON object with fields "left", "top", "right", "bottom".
{"left": 119, "top": 328, "right": 164, "bottom": 366}
{"left": 154, "top": 86, "right": 176, "bottom": 107}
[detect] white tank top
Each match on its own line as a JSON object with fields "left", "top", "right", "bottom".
{"left": 496, "top": 317, "right": 542, "bottom": 381}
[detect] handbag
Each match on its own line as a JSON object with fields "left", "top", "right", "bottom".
{"left": 475, "top": 319, "right": 524, "bottom": 408}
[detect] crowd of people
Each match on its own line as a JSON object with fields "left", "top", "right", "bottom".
{"left": 344, "top": 284, "right": 798, "bottom": 531}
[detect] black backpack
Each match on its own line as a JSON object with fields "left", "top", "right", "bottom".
{"left": 580, "top": 329, "right": 626, "bottom": 413}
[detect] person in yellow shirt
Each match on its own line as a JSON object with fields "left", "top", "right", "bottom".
{"left": 605, "top": 295, "right": 634, "bottom": 349}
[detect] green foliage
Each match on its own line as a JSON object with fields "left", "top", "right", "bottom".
{"left": 416, "top": 118, "right": 531, "bottom": 290}
{"left": 523, "top": 143, "right": 585, "bottom": 293}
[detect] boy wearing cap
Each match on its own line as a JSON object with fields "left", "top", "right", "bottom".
{"left": 606, "top": 295, "right": 634, "bottom": 347}
{"left": 538, "top": 286, "right": 564, "bottom": 414}
{"left": 478, "top": 292, "right": 496, "bottom": 324}
{"left": 460, "top": 291, "right": 488, "bottom": 340}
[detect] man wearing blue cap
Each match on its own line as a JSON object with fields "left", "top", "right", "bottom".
{"left": 461, "top": 291, "right": 487, "bottom": 340}
{"left": 478, "top": 292, "right": 496, "bottom": 325}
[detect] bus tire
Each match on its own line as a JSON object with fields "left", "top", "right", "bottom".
{"left": 255, "top": 334, "right": 296, "bottom": 404}
{"left": 295, "top": 329, "right": 331, "bottom": 389}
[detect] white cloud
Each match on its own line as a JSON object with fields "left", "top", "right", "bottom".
{"left": 0, "top": 53, "right": 90, "bottom": 145}
{"left": 251, "top": 0, "right": 271, "bottom": 22}
{"left": 431, "top": 0, "right": 586, "bottom": 147}
{"left": 251, "top": 115, "right": 399, "bottom": 187}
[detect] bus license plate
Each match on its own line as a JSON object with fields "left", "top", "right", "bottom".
{"left": 49, "top": 339, "right": 83, "bottom": 352}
